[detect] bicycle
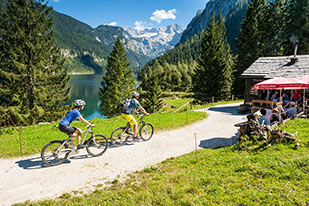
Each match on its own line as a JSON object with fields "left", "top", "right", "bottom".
{"left": 111, "top": 114, "right": 154, "bottom": 146}
{"left": 41, "top": 125, "right": 108, "bottom": 166}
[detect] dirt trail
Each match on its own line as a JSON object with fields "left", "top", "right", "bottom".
{"left": 0, "top": 103, "right": 246, "bottom": 206}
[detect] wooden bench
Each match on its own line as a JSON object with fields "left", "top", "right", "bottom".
{"left": 251, "top": 99, "right": 278, "bottom": 112}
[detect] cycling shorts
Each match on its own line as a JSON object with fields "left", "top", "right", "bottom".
{"left": 59, "top": 124, "right": 77, "bottom": 135}
{"left": 121, "top": 113, "right": 137, "bottom": 126}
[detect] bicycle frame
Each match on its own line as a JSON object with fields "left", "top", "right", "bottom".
{"left": 59, "top": 126, "right": 94, "bottom": 150}
{"left": 125, "top": 114, "right": 146, "bottom": 132}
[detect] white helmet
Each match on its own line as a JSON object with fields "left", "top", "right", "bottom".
{"left": 74, "top": 99, "right": 86, "bottom": 107}
{"left": 132, "top": 91, "right": 139, "bottom": 98}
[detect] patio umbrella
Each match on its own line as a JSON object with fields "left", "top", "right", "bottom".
{"left": 296, "top": 75, "right": 309, "bottom": 83}
{"left": 253, "top": 77, "right": 309, "bottom": 90}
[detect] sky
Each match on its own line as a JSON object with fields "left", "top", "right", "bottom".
{"left": 47, "top": 0, "right": 208, "bottom": 30}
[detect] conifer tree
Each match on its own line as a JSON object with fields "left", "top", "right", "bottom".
{"left": 99, "top": 37, "right": 136, "bottom": 117}
{"left": 192, "top": 13, "right": 234, "bottom": 102}
{"left": 234, "top": 0, "right": 267, "bottom": 95}
{"left": 262, "top": 0, "right": 289, "bottom": 56}
{"left": 141, "top": 75, "right": 163, "bottom": 113}
{"left": 285, "top": 0, "right": 309, "bottom": 54}
{"left": 0, "top": 0, "right": 70, "bottom": 125}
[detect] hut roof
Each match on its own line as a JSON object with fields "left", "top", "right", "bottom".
{"left": 241, "top": 55, "right": 309, "bottom": 79}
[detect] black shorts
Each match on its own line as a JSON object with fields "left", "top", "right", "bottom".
{"left": 58, "top": 124, "right": 77, "bottom": 135}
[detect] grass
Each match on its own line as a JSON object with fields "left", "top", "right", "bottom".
{"left": 14, "top": 118, "right": 309, "bottom": 205}
{"left": 161, "top": 98, "right": 243, "bottom": 112}
{"left": 1, "top": 97, "right": 242, "bottom": 157}
{"left": 0, "top": 110, "right": 207, "bottom": 158}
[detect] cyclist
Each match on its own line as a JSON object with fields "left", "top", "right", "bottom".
{"left": 121, "top": 91, "right": 149, "bottom": 139}
{"left": 58, "top": 99, "right": 95, "bottom": 150}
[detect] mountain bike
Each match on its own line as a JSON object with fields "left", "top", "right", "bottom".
{"left": 111, "top": 114, "right": 154, "bottom": 146}
{"left": 41, "top": 125, "right": 108, "bottom": 166}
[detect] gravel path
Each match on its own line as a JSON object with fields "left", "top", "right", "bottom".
{"left": 0, "top": 103, "right": 246, "bottom": 206}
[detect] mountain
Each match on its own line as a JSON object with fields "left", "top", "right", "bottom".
{"left": 94, "top": 24, "right": 183, "bottom": 65}
{"left": 179, "top": 0, "right": 249, "bottom": 50}
{"left": 53, "top": 11, "right": 182, "bottom": 73}
{"left": 0, "top": 0, "right": 182, "bottom": 73}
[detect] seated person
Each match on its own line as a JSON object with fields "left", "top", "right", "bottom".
{"left": 270, "top": 108, "right": 282, "bottom": 124}
{"left": 282, "top": 92, "right": 289, "bottom": 105}
{"left": 276, "top": 102, "right": 287, "bottom": 120}
{"left": 258, "top": 108, "right": 270, "bottom": 125}
{"left": 284, "top": 101, "right": 297, "bottom": 118}
{"left": 271, "top": 91, "right": 279, "bottom": 102}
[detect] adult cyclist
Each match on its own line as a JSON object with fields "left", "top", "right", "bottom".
{"left": 58, "top": 99, "right": 95, "bottom": 150}
{"left": 121, "top": 91, "right": 149, "bottom": 139}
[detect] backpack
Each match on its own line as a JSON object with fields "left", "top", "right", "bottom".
{"left": 120, "top": 98, "right": 131, "bottom": 114}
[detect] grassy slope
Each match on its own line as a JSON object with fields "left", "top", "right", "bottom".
{"left": 16, "top": 119, "right": 309, "bottom": 205}
{"left": 0, "top": 111, "right": 207, "bottom": 157}
{"left": 0, "top": 99, "right": 242, "bottom": 157}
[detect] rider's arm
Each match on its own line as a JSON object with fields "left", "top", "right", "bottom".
{"left": 138, "top": 106, "right": 149, "bottom": 116}
{"left": 77, "top": 116, "right": 94, "bottom": 127}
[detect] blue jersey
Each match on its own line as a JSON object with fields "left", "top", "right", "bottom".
{"left": 128, "top": 99, "right": 141, "bottom": 114}
{"left": 60, "top": 109, "right": 81, "bottom": 125}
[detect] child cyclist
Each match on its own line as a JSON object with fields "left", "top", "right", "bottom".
{"left": 121, "top": 91, "right": 149, "bottom": 139}
{"left": 58, "top": 99, "right": 95, "bottom": 150}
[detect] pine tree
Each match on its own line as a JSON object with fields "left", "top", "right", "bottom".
{"left": 285, "top": 0, "right": 309, "bottom": 54}
{"left": 262, "top": 0, "right": 289, "bottom": 56}
{"left": 234, "top": 0, "right": 267, "bottom": 95}
{"left": 139, "top": 60, "right": 163, "bottom": 113}
{"left": 192, "top": 13, "right": 234, "bottom": 102}
{"left": 99, "top": 37, "right": 136, "bottom": 117}
{"left": 0, "top": 0, "right": 70, "bottom": 125}
{"left": 141, "top": 75, "right": 163, "bottom": 113}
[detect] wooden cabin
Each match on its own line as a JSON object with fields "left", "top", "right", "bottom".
{"left": 241, "top": 55, "right": 309, "bottom": 105}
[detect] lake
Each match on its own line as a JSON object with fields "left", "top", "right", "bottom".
{"left": 67, "top": 74, "right": 106, "bottom": 120}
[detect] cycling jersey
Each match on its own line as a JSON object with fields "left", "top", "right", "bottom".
{"left": 60, "top": 109, "right": 81, "bottom": 126}
{"left": 127, "top": 99, "right": 141, "bottom": 114}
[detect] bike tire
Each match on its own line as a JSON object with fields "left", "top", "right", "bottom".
{"left": 140, "top": 123, "right": 154, "bottom": 141}
{"left": 41, "top": 140, "right": 70, "bottom": 166}
{"left": 86, "top": 134, "right": 108, "bottom": 157}
{"left": 110, "top": 127, "right": 128, "bottom": 146}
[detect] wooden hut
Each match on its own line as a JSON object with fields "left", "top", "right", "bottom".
{"left": 241, "top": 55, "right": 309, "bottom": 104}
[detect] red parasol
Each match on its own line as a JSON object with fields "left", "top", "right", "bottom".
{"left": 253, "top": 77, "right": 309, "bottom": 90}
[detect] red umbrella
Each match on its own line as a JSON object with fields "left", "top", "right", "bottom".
{"left": 296, "top": 75, "right": 309, "bottom": 83}
{"left": 253, "top": 77, "right": 309, "bottom": 90}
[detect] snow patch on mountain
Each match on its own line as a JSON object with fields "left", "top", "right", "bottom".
{"left": 122, "top": 24, "right": 183, "bottom": 57}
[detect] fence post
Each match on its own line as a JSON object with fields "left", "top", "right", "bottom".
{"left": 232, "top": 95, "right": 234, "bottom": 101}
{"left": 212, "top": 96, "right": 214, "bottom": 103}
{"left": 19, "top": 127, "right": 22, "bottom": 154}
{"left": 194, "top": 133, "right": 198, "bottom": 163}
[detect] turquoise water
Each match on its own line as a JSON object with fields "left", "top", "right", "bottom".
{"left": 67, "top": 74, "right": 106, "bottom": 120}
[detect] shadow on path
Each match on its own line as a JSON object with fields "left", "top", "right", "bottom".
{"left": 15, "top": 153, "right": 95, "bottom": 169}
{"left": 199, "top": 136, "right": 238, "bottom": 149}
{"left": 208, "top": 105, "right": 243, "bottom": 116}
{"left": 15, "top": 157, "right": 55, "bottom": 170}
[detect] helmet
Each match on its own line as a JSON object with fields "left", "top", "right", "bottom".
{"left": 132, "top": 91, "right": 139, "bottom": 98}
{"left": 74, "top": 99, "right": 86, "bottom": 107}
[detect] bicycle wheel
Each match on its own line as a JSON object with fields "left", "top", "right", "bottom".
{"left": 41, "top": 140, "right": 70, "bottom": 166}
{"left": 86, "top": 134, "right": 108, "bottom": 157}
{"left": 110, "top": 127, "right": 129, "bottom": 146}
{"left": 139, "top": 123, "right": 154, "bottom": 141}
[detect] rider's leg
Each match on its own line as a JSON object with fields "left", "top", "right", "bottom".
{"left": 75, "top": 128, "right": 82, "bottom": 145}
{"left": 133, "top": 124, "right": 138, "bottom": 138}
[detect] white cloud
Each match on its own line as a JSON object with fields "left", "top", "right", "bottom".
{"left": 150, "top": 9, "right": 176, "bottom": 24}
{"left": 107, "top": 22, "right": 117, "bottom": 26}
{"left": 53, "top": 0, "right": 60, "bottom": 2}
{"left": 134, "top": 21, "right": 151, "bottom": 31}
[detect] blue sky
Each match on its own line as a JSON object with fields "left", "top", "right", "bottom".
{"left": 47, "top": 0, "right": 208, "bottom": 30}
